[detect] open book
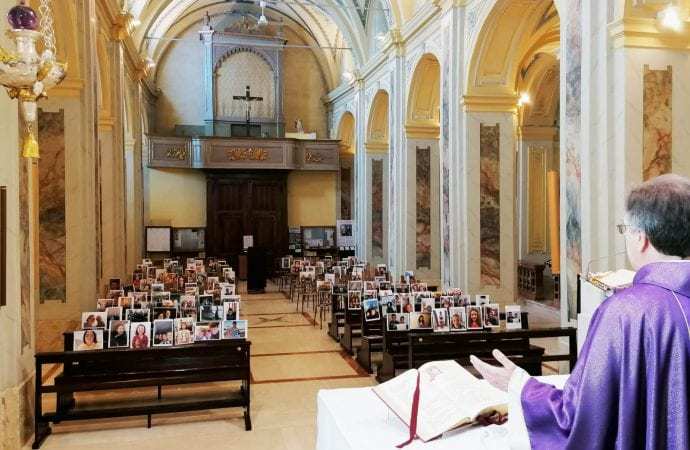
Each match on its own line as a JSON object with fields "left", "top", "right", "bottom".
{"left": 372, "top": 360, "right": 507, "bottom": 442}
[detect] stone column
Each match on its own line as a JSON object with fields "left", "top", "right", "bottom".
{"left": 387, "top": 31, "right": 407, "bottom": 278}
{"left": 439, "top": 2, "right": 466, "bottom": 289}
{"left": 200, "top": 28, "right": 215, "bottom": 136}
{"left": 353, "top": 79, "right": 368, "bottom": 260}
{"left": 0, "top": 5, "right": 37, "bottom": 448}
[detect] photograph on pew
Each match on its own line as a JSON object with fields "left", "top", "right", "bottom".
{"left": 449, "top": 307, "right": 467, "bottom": 331}
{"left": 108, "top": 320, "right": 130, "bottom": 348}
{"left": 174, "top": 317, "right": 195, "bottom": 345}
{"left": 432, "top": 308, "right": 450, "bottom": 332}
{"left": 223, "top": 301, "right": 240, "bottom": 320}
{"left": 363, "top": 299, "right": 381, "bottom": 322}
{"left": 130, "top": 322, "right": 151, "bottom": 348}
{"left": 505, "top": 305, "right": 522, "bottom": 330}
{"left": 386, "top": 312, "right": 409, "bottom": 331}
{"left": 74, "top": 329, "right": 104, "bottom": 351}
{"left": 348, "top": 291, "right": 362, "bottom": 310}
{"left": 483, "top": 304, "right": 500, "bottom": 328}
{"left": 153, "top": 319, "right": 174, "bottom": 347}
{"left": 410, "top": 312, "right": 431, "bottom": 329}
{"left": 81, "top": 312, "right": 107, "bottom": 329}
{"left": 105, "top": 306, "right": 122, "bottom": 324}
{"left": 466, "top": 306, "right": 483, "bottom": 330}
{"left": 194, "top": 321, "right": 221, "bottom": 341}
{"left": 222, "top": 320, "right": 248, "bottom": 339}
{"left": 126, "top": 308, "right": 150, "bottom": 322}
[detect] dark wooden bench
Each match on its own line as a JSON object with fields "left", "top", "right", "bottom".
{"left": 328, "top": 292, "right": 347, "bottom": 342}
{"left": 33, "top": 336, "right": 251, "bottom": 449}
{"left": 341, "top": 307, "right": 362, "bottom": 354}
{"left": 355, "top": 309, "right": 385, "bottom": 373}
{"left": 407, "top": 327, "right": 577, "bottom": 376}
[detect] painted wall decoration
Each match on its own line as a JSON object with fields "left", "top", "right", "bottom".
{"left": 340, "top": 166, "right": 352, "bottom": 220}
{"left": 37, "top": 109, "right": 66, "bottom": 303}
{"left": 480, "top": 124, "right": 501, "bottom": 286}
{"left": 565, "top": 0, "right": 582, "bottom": 320}
{"left": 371, "top": 159, "right": 384, "bottom": 260}
{"left": 643, "top": 65, "right": 672, "bottom": 181}
{"left": 416, "top": 146, "right": 431, "bottom": 269}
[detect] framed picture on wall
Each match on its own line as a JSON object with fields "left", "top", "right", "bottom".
{"left": 146, "top": 226, "right": 172, "bottom": 253}
{"left": 301, "top": 226, "right": 336, "bottom": 250}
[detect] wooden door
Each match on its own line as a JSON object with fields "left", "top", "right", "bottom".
{"left": 206, "top": 172, "right": 287, "bottom": 264}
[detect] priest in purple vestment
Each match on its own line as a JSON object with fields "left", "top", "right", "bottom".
{"left": 471, "top": 174, "right": 690, "bottom": 449}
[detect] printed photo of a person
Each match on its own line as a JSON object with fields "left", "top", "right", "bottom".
{"left": 348, "top": 291, "right": 362, "bottom": 310}
{"left": 130, "top": 322, "right": 150, "bottom": 349}
{"left": 82, "top": 312, "right": 107, "bottom": 329}
{"left": 174, "top": 318, "right": 194, "bottom": 345}
{"left": 432, "top": 308, "right": 450, "bottom": 332}
{"left": 363, "top": 299, "right": 381, "bottom": 322}
{"left": 153, "top": 319, "right": 174, "bottom": 347}
{"left": 224, "top": 301, "right": 239, "bottom": 320}
{"left": 222, "top": 320, "right": 248, "bottom": 339}
{"left": 75, "top": 329, "right": 103, "bottom": 351}
{"left": 396, "top": 314, "right": 408, "bottom": 330}
{"left": 108, "top": 320, "right": 130, "bottom": 348}
{"left": 410, "top": 312, "right": 431, "bottom": 329}
{"left": 449, "top": 307, "right": 467, "bottom": 331}
{"left": 483, "top": 304, "right": 500, "bottom": 328}
{"left": 466, "top": 306, "right": 483, "bottom": 330}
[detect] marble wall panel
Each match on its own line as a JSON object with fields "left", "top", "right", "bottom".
{"left": 340, "top": 166, "right": 352, "bottom": 220}
{"left": 565, "top": 0, "right": 582, "bottom": 320}
{"left": 416, "top": 146, "right": 431, "bottom": 269}
{"left": 371, "top": 159, "right": 384, "bottom": 259}
{"left": 37, "top": 109, "right": 66, "bottom": 302}
{"left": 643, "top": 65, "right": 672, "bottom": 181}
{"left": 480, "top": 124, "right": 501, "bottom": 286}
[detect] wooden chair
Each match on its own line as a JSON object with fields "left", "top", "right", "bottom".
{"left": 299, "top": 279, "right": 317, "bottom": 313}
{"left": 315, "top": 289, "right": 332, "bottom": 329}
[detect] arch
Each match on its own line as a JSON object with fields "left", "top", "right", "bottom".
{"left": 466, "top": 0, "right": 558, "bottom": 98}
{"left": 215, "top": 51, "right": 276, "bottom": 119}
{"left": 337, "top": 111, "right": 356, "bottom": 155}
{"left": 366, "top": 90, "right": 389, "bottom": 152}
{"left": 519, "top": 53, "right": 559, "bottom": 128}
{"left": 406, "top": 53, "right": 440, "bottom": 138}
{"left": 213, "top": 46, "right": 276, "bottom": 74}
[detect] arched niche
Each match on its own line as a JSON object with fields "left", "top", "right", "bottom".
{"left": 406, "top": 54, "right": 440, "bottom": 138}
{"left": 406, "top": 53, "right": 441, "bottom": 282}
{"left": 337, "top": 112, "right": 356, "bottom": 221}
{"left": 366, "top": 90, "right": 389, "bottom": 152}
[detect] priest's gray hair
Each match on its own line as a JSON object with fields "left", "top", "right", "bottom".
{"left": 626, "top": 174, "right": 690, "bottom": 258}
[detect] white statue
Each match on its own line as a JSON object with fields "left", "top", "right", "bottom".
{"left": 295, "top": 118, "right": 304, "bottom": 134}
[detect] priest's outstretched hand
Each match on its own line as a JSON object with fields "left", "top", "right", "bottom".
{"left": 469, "top": 349, "right": 516, "bottom": 392}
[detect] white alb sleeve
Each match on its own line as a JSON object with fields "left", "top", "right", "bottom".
{"left": 506, "top": 367, "right": 532, "bottom": 450}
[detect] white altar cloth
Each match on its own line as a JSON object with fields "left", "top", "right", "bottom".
{"left": 316, "top": 375, "right": 568, "bottom": 450}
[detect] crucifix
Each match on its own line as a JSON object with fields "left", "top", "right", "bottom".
{"left": 233, "top": 85, "right": 263, "bottom": 136}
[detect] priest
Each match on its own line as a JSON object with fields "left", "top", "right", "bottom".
{"left": 471, "top": 174, "right": 690, "bottom": 449}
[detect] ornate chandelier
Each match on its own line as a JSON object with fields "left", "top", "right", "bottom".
{"left": 1, "top": 0, "right": 66, "bottom": 158}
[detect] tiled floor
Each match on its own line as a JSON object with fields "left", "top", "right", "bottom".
{"left": 32, "top": 286, "right": 571, "bottom": 450}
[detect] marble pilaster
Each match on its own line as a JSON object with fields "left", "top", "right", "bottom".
{"left": 465, "top": 112, "right": 517, "bottom": 303}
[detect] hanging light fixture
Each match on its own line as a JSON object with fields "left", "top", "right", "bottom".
{"left": 257, "top": 1, "right": 268, "bottom": 27}
{"left": 0, "top": 0, "right": 66, "bottom": 158}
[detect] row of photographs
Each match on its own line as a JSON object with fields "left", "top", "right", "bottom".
{"left": 82, "top": 301, "right": 240, "bottom": 328}
{"left": 96, "top": 293, "right": 241, "bottom": 311}
{"left": 107, "top": 281, "right": 237, "bottom": 301}
{"left": 73, "top": 318, "right": 248, "bottom": 351}
{"left": 347, "top": 292, "right": 492, "bottom": 312}
{"left": 383, "top": 305, "right": 522, "bottom": 332}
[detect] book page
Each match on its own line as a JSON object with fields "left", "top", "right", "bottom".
{"left": 372, "top": 368, "right": 419, "bottom": 426}
{"left": 416, "top": 361, "right": 507, "bottom": 441}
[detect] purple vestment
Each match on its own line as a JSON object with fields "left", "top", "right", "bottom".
{"left": 521, "top": 262, "right": 690, "bottom": 449}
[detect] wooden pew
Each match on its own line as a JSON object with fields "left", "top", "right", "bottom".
{"left": 355, "top": 310, "right": 385, "bottom": 373}
{"left": 327, "top": 292, "right": 347, "bottom": 342}
{"left": 33, "top": 336, "right": 251, "bottom": 449}
{"left": 407, "top": 327, "right": 578, "bottom": 376}
{"left": 340, "top": 307, "right": 362, "bottom": 355}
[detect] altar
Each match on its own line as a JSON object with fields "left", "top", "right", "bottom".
{"left": 315, "top": 375, "right": 568, "bottom": 450}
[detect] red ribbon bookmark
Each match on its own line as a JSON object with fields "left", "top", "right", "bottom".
{"left": 396, "top": 372, "right": 421, "bottom": 448}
